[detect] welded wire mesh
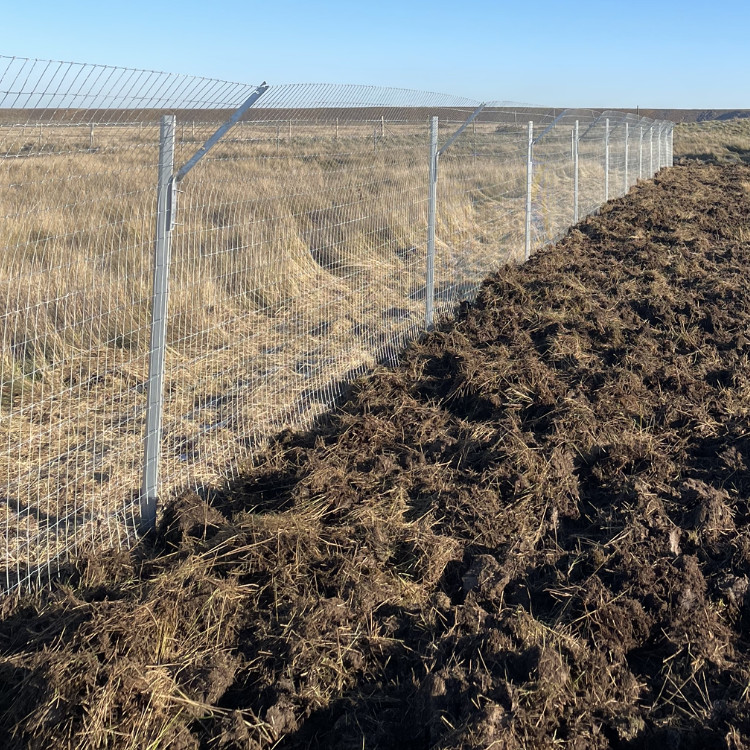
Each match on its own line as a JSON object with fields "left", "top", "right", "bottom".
{"left": 0, "top": 56, "right": 674, "bottom": 591}
{"left": 526, "top": 110, "right": 669, "bottom": 250}
{"left": 0, "top": 58, "right": 263, "bottom": 589}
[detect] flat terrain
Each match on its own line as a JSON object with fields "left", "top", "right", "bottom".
{"left": 629, "top": 109, "right": 750, "bottom": 124}
{"left": 2, "top": 162, "right": 750, "bottom": 749}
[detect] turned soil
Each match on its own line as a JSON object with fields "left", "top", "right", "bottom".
{"left": 2, "top": 163, "right": 750, "bottom": 749}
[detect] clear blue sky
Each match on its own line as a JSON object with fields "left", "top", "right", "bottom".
{"left": 3, "top": 0, "right": 748, "bottom": 109}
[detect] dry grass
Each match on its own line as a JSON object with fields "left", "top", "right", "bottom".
{"left": 3, "top": 162, "right": 748, "bottom": 750}
{"left": 0, "top": 116, "right": 652, "bottom": 587}
{"left": 673, "top": 118, "right": 750, "bottom": 164}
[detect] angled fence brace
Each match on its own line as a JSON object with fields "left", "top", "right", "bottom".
{"left": 140, "top": 83, "right": 269, "bottom": 533}
{"left": 535, "top": 108, "right": 569, "bottom": 144}
{"left": 425, "top": 104, "right": 485, "bottom": 329}
{"left": 437, "top": 104, "right": 485, "bottom": 157}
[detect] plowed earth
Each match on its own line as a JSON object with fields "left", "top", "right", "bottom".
{"left": 2, "top": 164, "right": 750, "bottom": 749}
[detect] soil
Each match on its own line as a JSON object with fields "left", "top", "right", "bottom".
{"left": 2, "top": 163, "right": 750, "bottom": 749}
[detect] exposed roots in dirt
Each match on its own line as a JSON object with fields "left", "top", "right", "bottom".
{"left": 2, "top": 164, "right": 750, "bottom": 749}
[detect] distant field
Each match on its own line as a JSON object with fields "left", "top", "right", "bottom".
{"left": 627, "top": 108, "right": 750, "bottom": 124}
{"left": 674, "top": 118, "right": 750, "bottom": 164}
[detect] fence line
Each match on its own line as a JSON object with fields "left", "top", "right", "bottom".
{"left": 0, "top": 56, "right": 674, "bottom": 591}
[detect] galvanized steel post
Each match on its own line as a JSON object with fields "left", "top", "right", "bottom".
{"left": 525, "top": 120, "right": 533, "bottom": 262}
{"left": 141, "top": 115, "right": 176, "bottom": 532}
{"left": 649, "top": 125, "right": 654, "bottom": 176}
{"left": 639, "top": 125, "right": 643, "bottom": 180}
{"left": 139, "top": 84, "right": 268, "bottom": 533}
{"left": 423, "top": 104, "right": 484, "bottom": 328}
{"left": 426, "top": 116, "right": 438, "bottom": 329}
{"left": 656, "top": 124, "right": 661, "bottom": 170}
{"left": 604, "top": 118, "right": 610, "bottom": 202}
{"left": 669, "top": 125, "right": 672, "bottom": 166}
{"left": 670, "top": 125, "right": 674, "bottom": 166}
{"left": 573, "top": 120, "right": 579, "bottom": 224}
{"left": 624, "top": 122, "right": 629, "bottom": 194}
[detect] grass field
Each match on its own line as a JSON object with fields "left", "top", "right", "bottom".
{"left": 674, "top": 117, "right": 750, "bottom": 164}
{"left": 0, "top": 111, "right": 658, "bottom": 588}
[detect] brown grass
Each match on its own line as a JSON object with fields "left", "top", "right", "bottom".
{"left": 0, "top": 116, "right": 654, "bottom": 586}
{"left": 1, "top": 163, "right": 748, "bottom": 749}
{"left": 673, "top": 118, "right": 750, "bottom": 164}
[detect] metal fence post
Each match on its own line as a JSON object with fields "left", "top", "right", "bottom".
{"left": 141, "top": 115, "right": 176, "bottom": 532}
{"left": 668, "top": 125, "right": 672, "bottom": 166}
{"left": 658, "top": 124, "right": 663, "bottom": 170}
{"left": 649, "top": 125, "right": 654, "bottom": 176}
{"left": 573, "top": 120, "right": 579, "bottom": 224}
{"left": 670, "top": 125, "right": 674, "bottom": 166}
{"left": 639, "top": 125, "right": 643, "bottom": 180}
{"left": 525, "top": 120, "right": 533, "bottom": 261}
{"left": 426, "top": 116, "right": 438, "bottom": 329}
{"left": 604, "top": 118, "right": 610, "bottom": 202}
{"left": 624, "top": 122, "right": 629, "bottom": 194}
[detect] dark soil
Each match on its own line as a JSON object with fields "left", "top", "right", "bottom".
{"left": 2, "top": 163, "right": 750, "bottom": 749}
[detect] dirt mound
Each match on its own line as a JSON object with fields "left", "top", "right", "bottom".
{"left": 2, "top": 164, "right": 750, "bottom": 749}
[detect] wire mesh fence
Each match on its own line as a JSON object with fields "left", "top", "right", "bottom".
{"left": 0, "top": 56, "right": 674, "bottom": 591}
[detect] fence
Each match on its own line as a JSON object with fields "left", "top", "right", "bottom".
{"left": 0, "top": 57, "right": 674, "bottom": 590}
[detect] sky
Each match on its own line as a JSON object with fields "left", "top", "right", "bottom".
{"left": 2, "top": 0, "right": 749, "bottom": 109}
